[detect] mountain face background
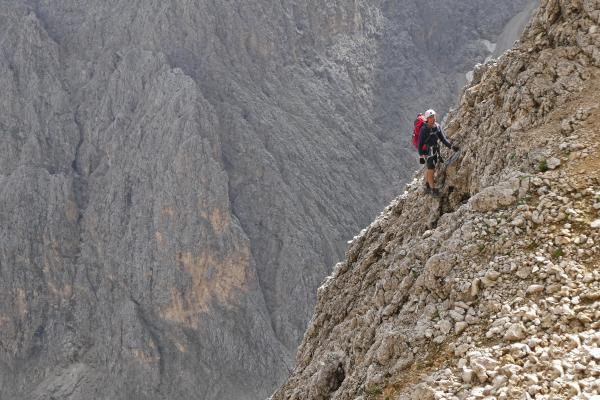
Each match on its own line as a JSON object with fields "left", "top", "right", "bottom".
{"left": 0, "top": 0, "right": 538, "bottom": 399}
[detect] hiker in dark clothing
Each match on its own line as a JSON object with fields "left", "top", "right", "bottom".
{"left": 418, "top": 109, "right": 459, "bottom": 197}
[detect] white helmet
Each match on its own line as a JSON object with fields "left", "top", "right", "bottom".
{"left": 425, "top": 109, "right": 436, "bottom": 118}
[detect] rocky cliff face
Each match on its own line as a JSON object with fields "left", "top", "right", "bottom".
{"left": 271, "top": 0, "right": 600, "bottom": 399}
{"left": 0, "top": 0, "right": 538, "bottom": 399}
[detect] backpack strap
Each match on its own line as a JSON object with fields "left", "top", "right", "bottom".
{"left": 433, "top": 123, "right": 440, "bottom": 137}
{"left": 426, "top": 123, "right": 441, "bottom": 142}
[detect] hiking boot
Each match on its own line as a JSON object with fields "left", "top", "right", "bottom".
{"left": 430, "top": 188, "right": 444, "bottom": 198}
{"left": 424, "top": 186, "right": 432, "bottom": 194}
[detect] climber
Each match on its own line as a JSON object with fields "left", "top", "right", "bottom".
{"left": 418, "top": 109, "right": 459, "bottom": 198}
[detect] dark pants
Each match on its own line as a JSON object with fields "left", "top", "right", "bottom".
{"left": 426, "top": 153, "right": 438, "bottom": 170}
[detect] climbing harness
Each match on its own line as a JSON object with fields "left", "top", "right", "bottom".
{"left": 423, "top": 144, "right": 462, "bottom": 166}
{"left": 419, "top": 142, "right": 463, "bottom": 173}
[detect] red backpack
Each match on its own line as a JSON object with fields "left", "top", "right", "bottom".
{"left": 412, "top": 114, "right": 428, "bottom": 149}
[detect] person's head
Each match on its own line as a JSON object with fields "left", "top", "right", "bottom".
{"left": 425, "top": 109, "right": 436, "bottom": 125}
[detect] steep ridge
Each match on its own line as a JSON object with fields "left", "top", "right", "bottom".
{"left": 0, "top": 0, "right": 541, "bottom": 399}
{"left": 270, "top": 0, "right": 600, "bottom": 399}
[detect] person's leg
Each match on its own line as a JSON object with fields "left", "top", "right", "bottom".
{"left": 426, "top": 169, "right": 434, "bottom": 188}
{"left": 425, "top": 155, "right": 443, "bottom": 197}
{"left": 424, "top": 180, "right": 431, "bottom": 193}
{"left": 426, "top": 154, "right": 437, "bottom": 188}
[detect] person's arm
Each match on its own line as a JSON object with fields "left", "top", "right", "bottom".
{"left": 437, "top": 125, "right": 453, "bottom": 149}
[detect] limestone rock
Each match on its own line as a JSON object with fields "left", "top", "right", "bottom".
{"left": 485, "top": 270, "right": 501, "bottom": 281}
{"left": 526, "top": 284, "right": 545, "bottom": 294}
{"left": 504, "top": 323, "right": 527, "bottom": 341}
{"left": 456, "top": 321, "right": 469, "bottom": 334}
{"left": 481, "top": 276, "right": 497, "bottom": 287}
{"left": 410, "top": 383, "right": 435, "bottom": 400}
{"left": 472, "top": 278, "right": 482, "bottom": 296}
{"left": 555, "top": 236, "right": 571, "bottom": 245}
{"left": 462, "top": 368, "right": 475, "bottom": 383}
{"left": 456, "top": 344, "right": 471, "bottom": 356}
{"left": 307, "top": 353, "right": 345, "bottom": 400}
{"left": 439, "top": 320, "right": 453, "bottom": 335}
{"left": 547, "top": 157, "right": 561, "bottom": 169}
{"left": 470, "top": 187, "right": 516, "bottom": 212}
{"left": 516, "top": 266, "right": 532, "bottom": 279}
{"left": 450, "top": 309, "right": 466, "bottom": 321}
{"left": 425, "top": 253, "right": 457, "bottom": 279}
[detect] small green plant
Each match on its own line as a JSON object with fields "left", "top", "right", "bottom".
{"left": 529, "top": 241, "right": 537, "bottom": 249}
{"left": 510, "top": 153, "right": 516, "bottom": 160}
{"left": 565, "top": 214, "right": 570, "bottom": 220}
{"left": 575, "top": 221, "right": 588, "bottom": 229}
{"left": 479, "top": 245, "right": 485, "bottom": 252}
{"left": 539, "top": 160, "right": 549, "bottom": 172}
{"left": 473, "top": 300, "right": 480, "bottom": 307}
{"left": 413, "top": 271, "right": 419, "bottom": 279}
{"left": 551, "top": 96, "right": 557, "bottom": 103}
{"left": 370, "top": 387, "right": 381, "bottom": 394}
{"left": 552, "top": 246, "right": 564, "bottom": 259}
{"left": 434, "top": 309, "right": 440, "bottom": 319}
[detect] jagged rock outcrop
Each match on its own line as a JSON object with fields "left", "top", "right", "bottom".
{"left": 0, "top": 0, "right": 540, "bottom": 399}
{"left": 270, "top": 0, "right": 600, "bottom": 399}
